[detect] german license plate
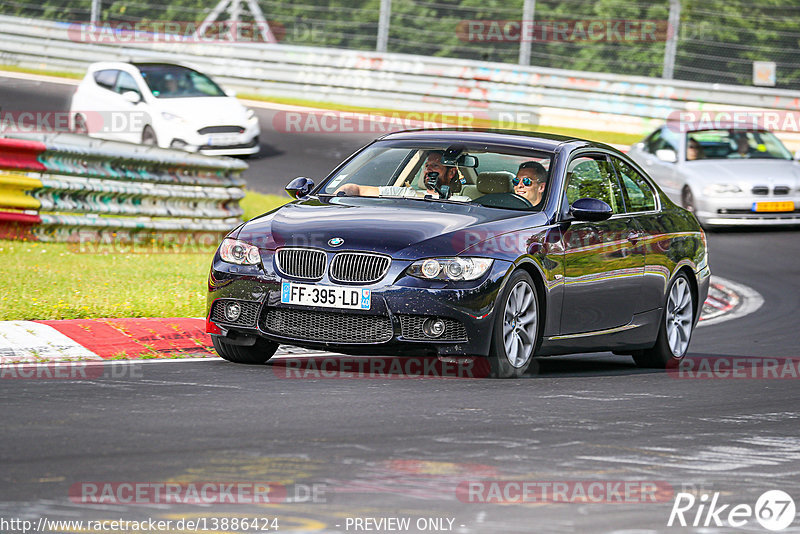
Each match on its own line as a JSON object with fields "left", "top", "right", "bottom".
{"left": 752, "top": 201, "right": 795, "bottom": 212}
{"left": 207, "top": 134, "right": 239, "bottom": 146}
{"left": 281, "top": 282, "right": 371, "bottom": 310}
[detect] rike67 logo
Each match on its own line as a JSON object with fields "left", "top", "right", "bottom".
{"left": 668, "top": 490, "right": 796, "bottom": 531}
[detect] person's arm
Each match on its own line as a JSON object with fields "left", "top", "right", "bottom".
{"left": 335, "top": 184, "right": 381, "bottom": 196}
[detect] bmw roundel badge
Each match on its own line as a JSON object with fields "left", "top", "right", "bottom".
{"left": 328, "top": 237, "right": 344, "bottom": 247}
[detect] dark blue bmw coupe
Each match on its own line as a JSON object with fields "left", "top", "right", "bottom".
{"left": 206, "top": 130, "right": 710, "bottom": 378}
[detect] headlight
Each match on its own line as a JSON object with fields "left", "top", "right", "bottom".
{"left": 246, "top": 108, "right": 256, "bottom": 120}
{"left": 161, "top": 111, "right": 185, "bottom": 122}
{"left": 219, "top": 238, "right": 261, "bottom": 265}
{"left": 703, "top": 184, "right": 742, "bottom": 195}
{"left": 407, "top": 257, "right": 493, "bottom": 281}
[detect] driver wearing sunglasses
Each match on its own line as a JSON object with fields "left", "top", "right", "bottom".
{"left": 513, "top": 160, "right": 548, "bottom": 210}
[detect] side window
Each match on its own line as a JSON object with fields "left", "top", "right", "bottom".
{"left": 646, "top": 129, "right": 677, "bottom": 154}
{"left": 114, "top": 71, "right": 141, "bottom": 95}
{"left": 565, "top": 155, "right": 625, "bottom": 215}
{"left": 612, "top": 157, "right": 657, "bottom": 212}
{"left": 93, "top": 69, "right": 118, "bottom": 91}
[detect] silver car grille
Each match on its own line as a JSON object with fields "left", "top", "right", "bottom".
{"left": 276, "top": 248, "right": 326, "bottom": 280}
{"left": 329, "top": 252, "right": 391, "bottom": 283}
{"left": 263, "top": 308, "right": 393, "bottom": 343}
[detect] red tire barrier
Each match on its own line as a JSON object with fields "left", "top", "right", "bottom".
{"left": 0, "top": 138, "right": 47, "bottom": 171}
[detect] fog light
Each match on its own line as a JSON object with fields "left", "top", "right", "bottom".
{"left": 224, "top": 301, "right": 242, "bottom": 322}
{"left": 422, "top": 318, "right": 446, "bottom": 338}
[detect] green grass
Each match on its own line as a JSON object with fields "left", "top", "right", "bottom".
{"left": 0, "top": 240, "right": 214, "bottom": 320}
{"left": 0, "top": 64, "right": 83, "bottom": 80}
{"left": 239, "top": 93, "right": 643, "bottom": 146}
{"left": 0, "top": 191, "right": 288, "bottom": 321}
{"left": 240, "top": 190, "right": 290, "bottom": 221}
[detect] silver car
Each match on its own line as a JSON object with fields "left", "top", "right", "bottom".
{"left": 628, "top": 126, "right": 800, "bottom": 227}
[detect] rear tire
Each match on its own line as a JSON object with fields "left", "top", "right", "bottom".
{"left": 488, "top": 270, "right": 539, "bottom": 378}
{"left": 212, "top": 335, "right": 278, "bottom": 365}
{"left": 633, "top": 272, "right": 695, "bottom": 369}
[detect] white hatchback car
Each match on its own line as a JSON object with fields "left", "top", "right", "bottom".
{"left": 70, "top": 62, "right": 260, "bottom": 156}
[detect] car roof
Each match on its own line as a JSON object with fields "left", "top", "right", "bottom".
{"left": 87, "top": 61, "right": 192, "bottom": 73}
{"left": 378, "top": 128, "right": 614, "bottom": 153}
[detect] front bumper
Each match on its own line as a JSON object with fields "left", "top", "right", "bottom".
{"left": 696, "top": 195, "right": 800, "bottom": 226}
{"left": 159, "top": 119, "right": 260, "bottom": 156}
{"left": 206, "top": 255, "right": 512, "bottom": 357}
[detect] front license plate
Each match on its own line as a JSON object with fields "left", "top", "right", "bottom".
{"left": 752, "top": 201, "right": 795, "bottom": 212}
{"left": 207, "top": 134, "right": 239, "bottom": 146}
{"left": 281, "top": 282, "right": 371, "bottom": 310}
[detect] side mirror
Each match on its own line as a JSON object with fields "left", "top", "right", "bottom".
{"left": 121, "top": 91, "right": 142, "bottom": 104}
{"left": 794, "top": 150, "right": 800, "bottom": 161}
{"left": 286, "top": 177, "right": 315, "bottom": 199}
{"left": 655, "top": 148, "right": 677, "bottom": 163}
{"left": 570, "top": 198, "right": 613, "bottom": 222}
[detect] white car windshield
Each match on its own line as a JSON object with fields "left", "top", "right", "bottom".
{"left": 321, "top": 144, "right": 553, "bottom": 211}
{"left": 686, "top": 130, "right": 792, "bottom": 160}
{"left": 137, "top": 64, "right": 227, "bottom": 98}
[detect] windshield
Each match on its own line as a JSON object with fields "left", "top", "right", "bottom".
{"left": 137, "top": 64, "right": 227, "bottom": 98}
{"left": 322, "top": 143, "right": 553, "bottom": 211}
{"left": 686, "top": 130, "right": 792, "bottom": 160}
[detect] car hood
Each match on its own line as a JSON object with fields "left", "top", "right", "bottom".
{"left": 235, "top": 197, "right": 547, "bottom": 259}
{"left": 681, "top": 159, "right": 800, "bottom": 187}
{"left": 152, "top": 97, "right": 248, "bottom": 126}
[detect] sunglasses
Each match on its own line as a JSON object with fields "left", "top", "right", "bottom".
{"left": 512, "top": 176, "right": 535, "bottom": 186}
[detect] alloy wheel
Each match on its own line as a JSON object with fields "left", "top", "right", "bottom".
{"left": 502, "top": 280, "right": 537, "bottom": 368}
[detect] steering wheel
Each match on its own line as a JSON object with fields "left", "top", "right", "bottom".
{"left": 471, "top": 192, "right": 534, "bottom": 209}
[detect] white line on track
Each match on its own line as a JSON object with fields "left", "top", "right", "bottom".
{"left": 0, "top": 70, "right": 80, "bottom": 85}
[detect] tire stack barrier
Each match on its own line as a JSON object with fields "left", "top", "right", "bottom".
{"left": 0, "top": 133, "right": 247, "bottom": 243}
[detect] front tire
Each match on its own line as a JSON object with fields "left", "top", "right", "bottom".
{"left": 212, "top": 335, "right": 278, "bottom": 365}
{"left": 488, "top": 270, "right": 539, "bottom": 378}
{"left": 633, "top": 272, "right": 695, "bottom": 368}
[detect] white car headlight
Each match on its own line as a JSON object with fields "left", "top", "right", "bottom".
{"left": 161, "top": 111, "right": 186, "bottom": 122}
{"left": 408, "top": 257, "right": 493, "bottom": 281}
{"left": 219, "top": 238, "right": 261, "bottom": 265}
{"left": 703, "top": 184, "right": 742, "bottom": 195}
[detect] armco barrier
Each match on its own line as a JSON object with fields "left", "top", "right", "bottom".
{"left": 2, "top": 14, "right": 800, "bottom": 146}
{"left": 0, "top": 133, "right": 247, "bottom": 242}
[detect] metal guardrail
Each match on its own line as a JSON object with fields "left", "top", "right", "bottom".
{"left": 2, "top": 14, "right": 800, "bottom": 140}
{"left": 0, "top": 132, "right": 246, "bottom": 242}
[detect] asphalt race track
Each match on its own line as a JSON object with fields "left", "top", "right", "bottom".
{"left": 0, "top": 74, "right": 376, "bottom": 195}
{"left": 2, "top": 74, "right": 800, "bottom": 533}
